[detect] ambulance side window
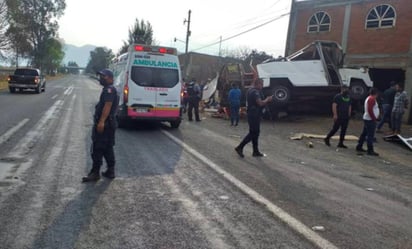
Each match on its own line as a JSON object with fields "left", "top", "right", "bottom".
{"left": 158, "top": 69, "right": 178, "bottom": 87}
{"left": 132, "top": 67, "right": 152, "bottom": 86}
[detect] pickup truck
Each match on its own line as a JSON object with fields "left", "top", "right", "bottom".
{"left": 8, "top": 68, "right": 46, "bottom": 94}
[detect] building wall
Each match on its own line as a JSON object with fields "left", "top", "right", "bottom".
{"left": 288, "top": 0, "right": 412, "bottom": 55}
{"left": 291, "top": 6, "right": 345, "bottom": 53}
{"left": 286, "top": 0, "right": 412, "bottom": 123}
{"left": 347, "top": 1, "right": 412, "bottom": 54}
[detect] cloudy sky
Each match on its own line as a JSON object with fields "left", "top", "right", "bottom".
{"left": 58, "top": 0, "right": 291, "bottom": 56}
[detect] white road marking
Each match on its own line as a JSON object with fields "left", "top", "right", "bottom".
{"left": 8, "top": 100, "right": 63, "bottom": 158}
{"left": 51, "top": 94, "right": 58, "bottom": 99}
{"left": 162, "top": 130, "right": 339, "bottom": 249}
{"left": 0, "top": 118, "right": 30, "bottom": 146}
{"left": 63, "top": 85, "right": 74, "bottom": 95}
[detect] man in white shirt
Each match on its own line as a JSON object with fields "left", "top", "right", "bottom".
{"left": 356, "top": 88, "right": 380, "bottom": 156}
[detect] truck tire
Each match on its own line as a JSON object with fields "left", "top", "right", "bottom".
{"left": 350, "top": 80, "right": 368, "bottom": 100}
{"left": 35, "top": 85, "right": 41, "bottom": 94}
{"left": 271, "top": 85, "right": 291, "bottom": 104}
{"left": 9, "top": 87, "right": 15, "bottom": 93}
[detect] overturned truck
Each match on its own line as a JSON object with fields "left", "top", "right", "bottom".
{"left": 217, "top": 40, "right": 374, "bottom": 118}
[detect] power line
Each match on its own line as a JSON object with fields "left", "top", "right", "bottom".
{"left": 229, "top": 0, "right": 283, "bottom": 31}
{"left": 192, "top": 12, "right": 290, "bottom": 52}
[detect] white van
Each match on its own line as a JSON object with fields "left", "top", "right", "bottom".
{"left": 111, "top": 44, "right": 182, "bottom": 128}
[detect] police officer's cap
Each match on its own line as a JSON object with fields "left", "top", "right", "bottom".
{"left": 97, "top": 69, "right": 114, "bottom": 78}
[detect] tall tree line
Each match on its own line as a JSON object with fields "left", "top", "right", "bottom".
{"left": 0, "top": 0, "right": 66, "bottom": 73}
{"left": 86, "top": 18, "right": 155, "bottom": 74}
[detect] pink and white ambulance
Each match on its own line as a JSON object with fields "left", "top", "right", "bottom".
{"left": 112, "top": 44, "right": 182, "bottom": 128}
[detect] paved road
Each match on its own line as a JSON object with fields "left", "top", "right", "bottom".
{"left": 0, "top": 75, "right": 411, "bottom": 249}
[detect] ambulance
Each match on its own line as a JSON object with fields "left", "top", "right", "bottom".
{"left": 111, "top": 44, "right": 182, "bottom": 128}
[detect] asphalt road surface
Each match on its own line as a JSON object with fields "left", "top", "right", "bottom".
{"left": 0, "top": 75, "right": 411, "bottom": 249}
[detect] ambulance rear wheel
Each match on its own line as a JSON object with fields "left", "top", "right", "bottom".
{"left": 117, "top": 116, "right": 127, "bottom": 128}
{"left": 170, "top": 120, "right": 181, "bottom": 129}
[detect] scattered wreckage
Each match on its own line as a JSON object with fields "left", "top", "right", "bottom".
{"left": 205, "top": 40, "right": 373, "bottom": 119}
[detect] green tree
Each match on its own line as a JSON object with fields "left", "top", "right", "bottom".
{"left": 43, "top": 38, "right": 64, "bottom": 74}
{"left": 6, "top": 0, "right": 66, "bottom": 69}
{"left": 118, "top": 18, "right": 154, "bottom": 54}
{"left": 85, "top": 47, "right": 114, "bottom": 74}
{"left": 0, "top": 0, "right": 9, "bottom": 60}
{"left": 221, "top": 47, "right": 273, "bottom": 64}
{"left": 244, "top": 50, "right": 273, "bottom": 66}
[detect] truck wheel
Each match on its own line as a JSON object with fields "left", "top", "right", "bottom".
{"left": 272, "top": 85, "right": 291, "bottom": 104}
{"left": 35, "top": 85, "right": 41, "bottom": 94}
{"left": 9, "top": 87, "right": 15, "bottom": 93}
{"left": 170, "top": 120, "right": 181, "bottom": 128}
{"left": 350, "top": 81, "right": 368, "bottom": 100}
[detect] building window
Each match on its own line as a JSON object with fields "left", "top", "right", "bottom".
{"left": 307, "top": 11, "right": 331, "bottom": 33}
{"left": 366, "top": 4, "right": 396, "bottom": 29}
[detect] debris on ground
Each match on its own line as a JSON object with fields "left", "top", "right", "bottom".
{"left": 312, "top": 226, "right": 325, "bottom": 231}
{"left": 290, "top": 133, "right": 358, "bottom": 141}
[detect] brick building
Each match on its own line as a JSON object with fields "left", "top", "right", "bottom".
{"left": 286, "top": 0, "right": 412, "bottom": 123}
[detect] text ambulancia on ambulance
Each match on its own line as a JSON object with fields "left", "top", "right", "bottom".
{"left": 111, "top": 44, "right": 182, "bottom": 128}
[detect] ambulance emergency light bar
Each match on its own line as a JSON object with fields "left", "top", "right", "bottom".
{"left": 133, "top": 45, "right": 177, "bottom": 55}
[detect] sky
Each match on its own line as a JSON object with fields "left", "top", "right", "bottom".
{"left": 58, "top": 0, "right": 292, "bottom": 57}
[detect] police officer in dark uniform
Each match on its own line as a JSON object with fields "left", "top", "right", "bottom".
{"left": 235, "top": 79, "right": 272, "bottom": 157}
{"left": 82, "top": 69, "right": 119, "bottom": 182}
{"left": 186, "top": 78, "right": 201, "bottom": 121}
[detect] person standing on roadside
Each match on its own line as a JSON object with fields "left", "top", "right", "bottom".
{"left": 187, "top": 78, "right": 201, "bottom": 122}
{"left": 228, "top": 83, "right": 241, "bottom": 126}
{"left": 235, "top": 79, "right": 272, "bottom": 157}
{"left": 376, "top": 81, "right": 396, "bottom": 133}
{"left": 356, "top": 88, "right": 380, "bottom": 156}
{"left": 324, "top": 85, "right": 352, "bottom": 148}
{"left": 82, "top": 69, "right": 119, "bottom": 182}
{"left": 391, "top": 83, "right": 409, "bottom": 135}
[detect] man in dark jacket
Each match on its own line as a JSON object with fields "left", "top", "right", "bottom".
{"left": 186, "top": 78, "right": 201, "bottom": 122}
{"left": 376, "top": 81, "right": 396, "bottom": 133}
{"left": 82, "top": 69, "right": 119, "bottom": 182}
{"left": 324, "top": 85, "right": 352, "bottom": 148}
{"left": 235, "top": 79, "right": 272, "bottom": 157}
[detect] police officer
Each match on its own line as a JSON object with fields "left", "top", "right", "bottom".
{"left": 235, "top": 79, "right": 272, "bottom": 157}
{"left": 187, "top": 78, "right": 201, "bottom": 121}
{"left": 82, "top": 69, "right": 119, "bottom": 182}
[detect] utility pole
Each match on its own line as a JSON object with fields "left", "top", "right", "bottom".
{"left": 183, "top": 9, "right": 192, "bottom": 79}
{"left": 219, "top": 36, "right": 222, "bottom": 57}
{"left": 184, "top": 9, "right": 191, "bottom": 54}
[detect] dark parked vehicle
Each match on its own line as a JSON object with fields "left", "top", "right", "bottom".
{"left": 8, "top": 68, "right": 46, "bottom": 93}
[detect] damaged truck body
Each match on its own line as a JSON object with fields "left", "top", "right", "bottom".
{"left": 216, "top": 40, "right": 373, "bottom": 117}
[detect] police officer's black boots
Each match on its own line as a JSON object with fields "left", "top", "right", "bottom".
{"left": 252, "top": 151, "right": 265, "bottom": 157}
{"left": 235, "top": 146, "right": 244, "bottom": 158}
{"left": 252, "top": 141, "right": 265, "bottom": 157}
{"left": 102, "top": 168, "right": 115, "bottom": 179}
{"left": 337, "top": 142, "right": 348, "bottom": 148}
{"left": 82, "top": 170, "right": 100, "bottom": 182}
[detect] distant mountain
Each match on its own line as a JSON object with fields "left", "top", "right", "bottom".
{"left": 63, "top": 44, "right": 96, "bottom": 68}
